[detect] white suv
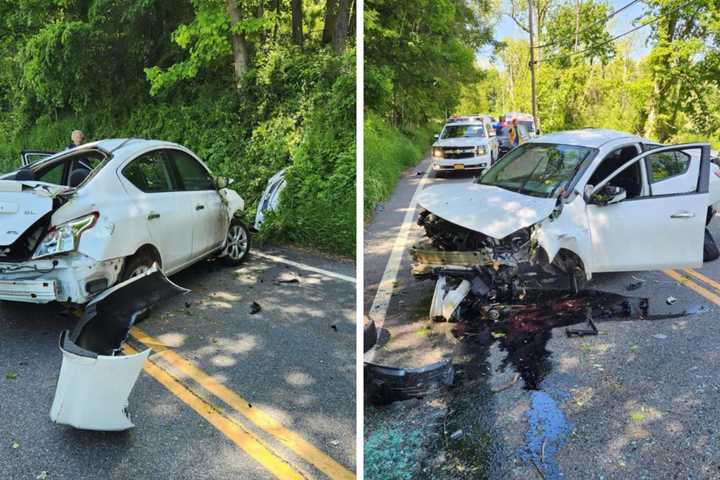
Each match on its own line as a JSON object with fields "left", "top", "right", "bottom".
{"left": 431, "top": 115, "right": 499, "bottom": 175}
{"left": 0, "top": 139, "right": 249, "bottom": 305}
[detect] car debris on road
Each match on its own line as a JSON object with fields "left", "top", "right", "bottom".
{"left": 50, "top": 265, "right": 188, "bottom": 431}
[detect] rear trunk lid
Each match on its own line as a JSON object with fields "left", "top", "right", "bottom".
{"left": 0, "top": 180, "right": 68, "bottom": 246}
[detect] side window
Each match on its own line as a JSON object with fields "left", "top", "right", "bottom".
{"left": 647, "top": 151, "right": 690, "bottom": 183}
{"left": 167, "top": 150, "right": 215, "bottom": 191}
{"left": 122, "top": 151, "right": 173, "bottom": 193}
{"left": 37, "top": 162, "right": 65, "bottom": 185}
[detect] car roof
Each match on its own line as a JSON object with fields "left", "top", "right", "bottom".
{"left": 88, "top": 138, "right": 182, "bottom": 157}
{"left": 528, "top": 129, "right": 646, "bottom": 148}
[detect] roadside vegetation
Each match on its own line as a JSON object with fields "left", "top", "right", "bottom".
{"left": 363, "top": 0, "right": 495, "bottom": 219}
{"left": 459, "top": 0, "right": 720, "bottom": 148}
{"left": 0, "top": 0, "right": 355, "bottom": 256}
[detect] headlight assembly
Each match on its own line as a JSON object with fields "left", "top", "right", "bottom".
{"left": 475, "top": 146, "right": 487, "bottom": 156}
{"left": 33, "top": 213, "right": 98, "bottom": 259}
{"left": 432, "top": 147, "right": 444, "bottom": 158}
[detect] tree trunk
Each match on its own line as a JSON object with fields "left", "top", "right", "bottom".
{"left": 226, "top": 0, "right": 250, "bottom": 87}
{"left": 333, "top": 0, "right": 351, "bottom": 52}
{"left": 291, "top": 0, "right": 304, "bottom": 48}
{"left": 322, "top": 0, "right": 338, "bottom": 45}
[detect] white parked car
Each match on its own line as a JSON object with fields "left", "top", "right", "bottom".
{"left": 0, "top": 139, "right": 250, "bottom": 305}
{"left": 415, "top": 129, "right": 720, "bottom": 288}
{"left": 431, "top": 115, "right": 500, "bottom": 175}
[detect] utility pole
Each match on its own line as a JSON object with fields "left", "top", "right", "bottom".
{"left": 528, "top": 0, "right": 539, "bottom": 133}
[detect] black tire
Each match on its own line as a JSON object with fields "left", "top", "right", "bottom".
{"left": 222, "top": 218, "right": 251, "bottom": 266}
{"left": 434, "top": 169, "right": 445, "bottom": 178}
{"left": 704, "top": 228, "right": 719, "bottom": 262}
{"left": 121, "top": 250, "right": 157, "bottom": 282}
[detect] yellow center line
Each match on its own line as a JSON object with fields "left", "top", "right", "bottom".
{"left": 663, "top": 269, "right": 720, "bottom": 306}
{"left": 129, "top": 326, "right": 355, "bottom": 480}
{"left": 123, "top": 344, "right": 305, "bottom": 480}
{"left": 682, "top": 267, "right": 720, "bottom": 293}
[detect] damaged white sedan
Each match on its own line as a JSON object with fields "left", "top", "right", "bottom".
{"left": 413, "top": 129, "right": 720, "bottom": 319}
{"left": 0, "top": 139, "right": 249, "bottom": 305}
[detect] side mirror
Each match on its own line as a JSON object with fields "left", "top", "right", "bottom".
{"left": 215, "top": 176, "right": 234, "bottom": 189}
{"left": 587, "top": 184, "right": 626, "bottom": 206}
{"left": 433, "top": 134, "right": 440, "bottom": 140}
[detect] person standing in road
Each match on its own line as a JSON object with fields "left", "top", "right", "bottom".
{"left": 67, "top": 130, "right": 85, "bottom": 149}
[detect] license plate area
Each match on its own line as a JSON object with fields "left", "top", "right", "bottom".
{"left": 453, "top": 164, "right": 465, "bottom": 170}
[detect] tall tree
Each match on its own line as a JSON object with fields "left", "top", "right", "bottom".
{"left": 291, "top": 0, "right": 304, "bottom": 48}
{"left": 226, "top": 0, "right": 251, "bottom": 86}
{"left": 333, "top": 0, "right": 351, "bottom": 52}
{"left": 322, "top": 0, "right": 338, "bottom": 44}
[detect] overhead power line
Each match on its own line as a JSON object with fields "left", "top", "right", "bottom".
{"left": 537, "top": 0, "right": 699, "bottom": 64}
{"left": 534, "top": 0, "right": 642, "bottom": 49}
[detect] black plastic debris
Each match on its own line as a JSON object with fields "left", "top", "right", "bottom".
{"left": 50, "top": 266, "right": 189, "bottom": 431}
{"left": 364, "top": 318, "right": 377, "bottom": 353}
{"left": 626, "top": 280, "right": 644, "bottom": 291}
{"left": 704, "top": 228, "right": 719, "bottom": 262}
{"left": 250, "top": 301, "right": 262, "bottom": 314}
{"left": 364, "top": 359, "right": 455, "bottom": 405}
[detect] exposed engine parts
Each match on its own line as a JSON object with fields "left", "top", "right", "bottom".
{"left": 414, "top": 210, "right": 587, "bottom": 321}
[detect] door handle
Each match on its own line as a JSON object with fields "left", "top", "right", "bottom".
{"left": 195, "top": 204, "right": 205, "bottom": 211}
{"left": 671, "top": 211, "right": 695, "bottom": 219}
{"left": 147, "top": 212, "right": 161, "bottom": 220}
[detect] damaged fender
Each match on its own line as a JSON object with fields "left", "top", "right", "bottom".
{"left": 531, "top": 196, "right": 594, "bottom": 280}
{"left": 50, "top": 266, "right": 188, "bottom": 431}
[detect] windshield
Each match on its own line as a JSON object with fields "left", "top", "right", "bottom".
{"left": 477, "top": 143, "right": 596, "bottom": 197}
{"left": 441, "top": 124, "right": 486, "bottom": 139}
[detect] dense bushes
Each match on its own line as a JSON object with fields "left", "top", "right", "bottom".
{"left": 364, "top": 114, "right": 435, "bottom": 219}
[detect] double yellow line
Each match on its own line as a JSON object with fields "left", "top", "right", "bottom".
{"left": 664, "top": 267, "right": 720, "bottom": 306}
{"left": 125, "top": 326, "right": 355, "bottom": 480}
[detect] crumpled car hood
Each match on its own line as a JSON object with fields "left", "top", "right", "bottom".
{"left": 417, "top": 183, "right": 557, "bottom": 239}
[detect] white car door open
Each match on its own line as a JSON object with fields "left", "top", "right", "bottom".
{"left": 586, "top": 144, "right": 710, "bottom": 273}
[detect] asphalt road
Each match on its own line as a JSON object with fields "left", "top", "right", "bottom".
{"left": 364, "top": 155, "right": 720, "bottom": 479}
{"left": 0, "top": 245, "right": 356, "bottom": 480}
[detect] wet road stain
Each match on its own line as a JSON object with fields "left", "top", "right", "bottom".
{"left": 453, "top": 289, "right": 706, "bottom": 390}
{"left": 519, "top": 390, "right": 572, "bottom": 480}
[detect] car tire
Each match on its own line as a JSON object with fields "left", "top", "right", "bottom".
{"left": 121, "top": 250, "right": 157, "bottom": 282}
{"left": 704, "top": 228, "right": 719, "bottom": 262}
{"left": 222, "top": 218, "right": 251, "bottom": 266}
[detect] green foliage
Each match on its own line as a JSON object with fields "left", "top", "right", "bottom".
{"left": 365, "top": 0, "right": 494, "bottom": 128}
{"left": 364, "top": 113, "right": 435, "bottom": 219}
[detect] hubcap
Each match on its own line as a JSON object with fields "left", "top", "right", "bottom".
{"left": 224, "top": 224, "right": 248, "bottom": 260}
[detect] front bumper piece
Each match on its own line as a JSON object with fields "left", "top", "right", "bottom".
{"left": 50, "top": 266, "right": 189, "bottom": 431}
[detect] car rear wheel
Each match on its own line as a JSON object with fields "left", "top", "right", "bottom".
{"left": 222, "top": 218, "right": 251, "bottom": 266}
{"left": 121, "top": 250, "right": 157, "bottom": 282}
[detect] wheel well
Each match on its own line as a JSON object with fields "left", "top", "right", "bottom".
{"left": 552, "top": 248, "right": 585, "bottom": 275}
{"left": 134, "top": 244, "right": 162, "bottom": 266}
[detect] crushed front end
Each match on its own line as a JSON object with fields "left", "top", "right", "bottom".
{"left": 413, "top": 211, "right": 583, "bottom": 321}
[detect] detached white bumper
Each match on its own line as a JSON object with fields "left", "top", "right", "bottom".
{"left": 432, "top": 154, "right": 492, "bottom": 172}
{"left": 0, "top": 254, "right": 124, "bottom": 304}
